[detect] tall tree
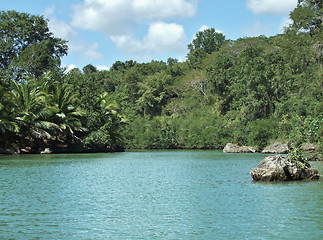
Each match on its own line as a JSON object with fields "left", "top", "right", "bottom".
{"left": 187, "top": 28, "right": 226, "bottom": 68}
{"left": 188, "top": 28, "right": 226, "bottom": 54}
{"left": 289, "top": 0, "right": 322, "bottom": 36}
{"left": 0, "top": 10, "right": 68, "bottom": 82}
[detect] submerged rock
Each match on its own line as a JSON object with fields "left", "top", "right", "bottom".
{"left": 262, "top": 143, "right": 290, "bottom": 154}
{"left": 223, "top": 143, "right": 257, "bottom": 153}
{"left": 250, "top": 155, "right": 319, "bottom": 181}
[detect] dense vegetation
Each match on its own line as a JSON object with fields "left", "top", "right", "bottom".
{"left": 0, "top": 0, "right": 322, "bottom": 154}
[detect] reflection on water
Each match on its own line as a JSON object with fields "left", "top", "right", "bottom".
{"left": 0, "top": 151, "right": 322, "bottom": 239}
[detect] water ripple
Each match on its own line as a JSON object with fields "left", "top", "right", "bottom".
{"left": 0, "top": 151, "right": 322, "bottom": 239}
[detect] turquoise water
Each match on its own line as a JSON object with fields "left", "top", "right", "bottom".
{"left": 0, "top": 151, "right": 322, "bottom": 239}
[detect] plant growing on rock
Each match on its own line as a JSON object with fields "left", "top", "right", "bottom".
{"left": 289, "top": 148, "right": 309, "bottom": 168}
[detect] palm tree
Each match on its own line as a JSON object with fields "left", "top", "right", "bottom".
{"left": 10, "top": 80, "right": 57, "bottom": 151}
{"left": 50, "top": 84, "right": 86, "bottom": 144}
{"left": 96, "top": 92, "right": 119, "bottom": 116}
{"left": 0, "top": 86, "right": 19, "bottom": 149}
{"left": 0, "top": 86, "right": 18, "bottom": 133}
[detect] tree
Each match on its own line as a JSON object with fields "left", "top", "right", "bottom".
{"left": 188, "top": 28, "right": 226, "bottom": 54}
{"left": 111, "top": 60, "right": 136, "bottom": 73}
{"left": 0, "top": 10, "right": 68, "bottom": 81}
{"left": 83, "top": 64, "right": 97, "bottom": 74}
{"left": 0, "top": 85, "right": 18, "bottom": 135}
{"left": 288, "top": 0, "right": 322, "bottom": 64}
{"left": 9, "top": 80, "right": 56, "bottom": 150}
{"left": 84, "top": 92, "right": 127, "bottom": 152}
{"left": 289, "top": 0, "right": 322, "bottom": 36}
{"left": 187, "top": 28, "right": 226, "bottom": 68}
{"left": 167, "top": 58, "right": 178, "bottom": 66}
{"left": 136, "top": 72, "right": 172, "bottom": 116}
{"left": 50, "top": 84, "right": 86, "bottom": 144}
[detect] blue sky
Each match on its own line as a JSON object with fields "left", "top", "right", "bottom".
{"left": 1, "top": 0, "right": 298, "bottom": 70}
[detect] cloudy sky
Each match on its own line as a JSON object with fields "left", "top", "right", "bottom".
{"left": 1, "top": 0, "right": 298, "bottom": 70}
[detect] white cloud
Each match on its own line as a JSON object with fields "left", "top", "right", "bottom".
{"left": 110, "top": 22, "right": 186, "bottom": 54}
{"left": 45, "top": 6, "right": 77, "bottom": 40}
{"left": 110, "top": 35, "right": 142, "bottom": 53}
{"left": 45, "top": 0, "right": 199, "bottom": 65}
{"left": 70, "top": 41, "right": 105, "bottom": 60}
{"left": 48, "top": 17, "right": 77, "bottom": 40}
{"left": 96, "top": 65, "right": 110, "bottom": 71}
{"left": 144, "top": 22, "right": 186, "bottom": 52}
{"left": 65, "top": 64, "right": 77, "bottom": 73}
{"left": 71, "top": 0, "right": 197, "bottom": 35}
{"left": 246, "top": 0, "right": 297, "bottom": 15}
{"left": 198, "top": 25, "right": 223, "bottom": 34}
{"left": 44, "top": 6, "right": 104, "bottom": 62}
{"left": 177, "top": 55, "right": 187, "bottom": 62}
{"left": 71, "top": 0, "right": 134, "bottom": 35}
{"left": 199, "top": 25, "right": 210, "bottom": 32}
{"left": 132, "top": 0, "right": 197, "bottom": 20}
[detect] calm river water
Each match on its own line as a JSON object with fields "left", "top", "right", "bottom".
{"left": 0, "top": 151, "right": 322, "bottom": 239}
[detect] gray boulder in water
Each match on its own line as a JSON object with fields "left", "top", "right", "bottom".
{"left": 262, "top": 143, "right": 290, "bottom": 154}
{"left": 250, "top": 155, "right": 319, "bottom": 181}
{"left": 223, "top": 143, "right": 257, "bottom": 153}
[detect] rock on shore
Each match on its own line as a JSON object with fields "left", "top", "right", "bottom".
{"left": 261, "top": 143, "right": 290, "bottom": 154}
{"left": 250, "top": 155, "right": 319, "bottom": 181}
{"left": 300, "top": 143, "right": 316, "bottom": 153}
{"left": 223, "top": 143, "right": 257, "bottom": 153}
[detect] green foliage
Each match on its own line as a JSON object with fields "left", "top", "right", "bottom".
{"left": 0, "top": 10, "right": 127, "bottom": 153}
{"left": 10, "top": 80, "right": 53, "bottom": 142}
{"left": 84, "top": 121, "right": 124, "bottom": 152}
{"left": 309, "top": 116, "right": 323, "bottom": 142}
{"left": 83, "top": 64, "right": 97, "bottom": 74}
{"left": 82, "top": 92, "right": 127, "bottom": 152}
{"left": 49, "top": 84, "right": 86, "bottom": 143}
{"left": 246, "top": 119, "right": 276, "bottom": 149}
{"left": 289, "top": 0, "right": 322, "bottom": 36}
{"left": 0, "top": 85, "right": 18, "bottom": 134}
{"left": 289, "top": 148, "right": 309, "bottom": 168}
{"left": 0, "top": 10, "right": 68, "bottom": 80}
{"left": 187, "top": 28, "right": 226, "bottom": 69}
{"left": 1, "top": 4, "right": 322, "bottom": 153}
{"left": 136, "top": 71, "right": 172, "bottom": 116}
{"left": 188, "top": 28, "right": 226, "bottom": 54}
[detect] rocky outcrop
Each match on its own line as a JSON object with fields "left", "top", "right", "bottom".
{"left": 250, "top": 155, "right": 319, "bottom": 181}
{"left": 262, "top": 143, "right": 289, "bottom": 154}
{"left": 223, "top": 143, "right": 257, "bottom": 153}
{"left": 300, "top": 143, "right": 316, "bottom": 153}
